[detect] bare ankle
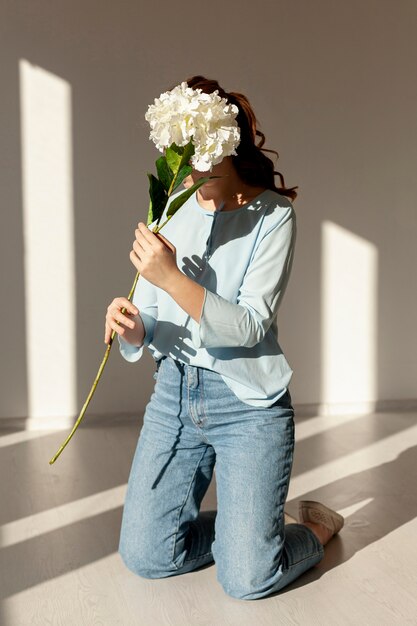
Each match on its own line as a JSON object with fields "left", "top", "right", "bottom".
{"left": 302, "top": 521, "right": 333, "bottom": 546}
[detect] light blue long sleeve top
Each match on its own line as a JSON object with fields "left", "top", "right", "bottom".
{"left": 118, "top": 188, "right": 297, "bottom": 407}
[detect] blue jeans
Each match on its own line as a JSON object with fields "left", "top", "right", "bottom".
{"left": 119, "top": 356, "right": 324, "bottom": 600}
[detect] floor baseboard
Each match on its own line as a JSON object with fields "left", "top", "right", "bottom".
{"left": 1, "top": 398, "right": 417, "bottom": 430}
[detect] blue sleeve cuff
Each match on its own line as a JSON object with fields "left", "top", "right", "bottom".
{"left": 139, "top": 311, "right": 157, "bottom": 347}
{"left": 190, "top": 288, "right": 256, "bottom": 348}
{"left": 117, "top": 335, "right": 145, "bottom": 362}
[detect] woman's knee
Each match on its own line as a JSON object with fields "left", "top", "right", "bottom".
{"left": 213, "top": 539, "right": 286, "bottom": 600}
{"left": 216, "top": 567, "right": 285, "bottom": 600}
{"left": 118, "top": 539, "right": 179, "bottom": 579}
{"left": 118, "top": 518, "right": 179, "bottom": 579}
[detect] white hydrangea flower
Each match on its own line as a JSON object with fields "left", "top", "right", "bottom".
{"left": 145, "top": 82, "right": 241, "bottom": 172}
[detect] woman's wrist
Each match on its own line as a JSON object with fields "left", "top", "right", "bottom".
{"left": 120, "top": 313, "right": 145, "bottom": 347}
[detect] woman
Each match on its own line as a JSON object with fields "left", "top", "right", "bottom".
{"left": 104, "top": 76, "right": 344, "bottom": 600}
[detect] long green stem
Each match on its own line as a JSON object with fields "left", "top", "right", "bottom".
{"left": 48, "top": 216, "right": 172, "bottom": 465}
{"left": 167, "top": 171, "right": 179, "bottom": 197}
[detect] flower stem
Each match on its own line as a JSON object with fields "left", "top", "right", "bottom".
{"left": 167, "top": 172, "right": 178, "bottom": 197}
{"left": 48, "top": 217, "right": 171, "bottom": 465}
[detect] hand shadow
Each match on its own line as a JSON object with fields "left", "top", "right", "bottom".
{"left": 181, "top": 252, "right": 218, "bottom": 293}
{"left": 150, "top": 321, "right": 196, "bottom": 363}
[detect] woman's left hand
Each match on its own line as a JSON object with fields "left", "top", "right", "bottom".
{"left": 130, "top": 222, "right": 179, "bottom": 290}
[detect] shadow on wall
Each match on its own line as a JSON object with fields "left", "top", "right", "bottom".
{"left": 2, "top": 1, "right": 417, "bottom": 429}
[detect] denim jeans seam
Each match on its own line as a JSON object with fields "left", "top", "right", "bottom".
{"left": 186, "top": 376, "right": 199, "bottom": 426}
{"left": 298, "top": 524, "right": 325, "bottom": 558}
{"left": 171, "top": 446, "right": 210, "bottom": 570}
{"left": 288, "top": 549, "right": 324, "bottom": 569}
{"left": 183, "top": 550, "right": 213, "bottom": 565}
{"left": 199, "top": 369, "right": 208, "bottom": 425}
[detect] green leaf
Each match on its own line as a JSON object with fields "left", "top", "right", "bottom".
{"left": 172, "top": 164, "right": 192, "bottom": 191}
{"left": 165, "top": 146, "right": 182, "bottom": 174}
{"left": 167, "top": 176, "right": 220, "bottom": 217}
{"left": 165, "top": 142, "right": 195, "bottom": 176}
{"left": 177, "top": 142, "right": 195, "bottom": 172}
{"left": 156, "top": 156, "right": 174, "bottom": 191}
{"left": 166, "top": 142, "right": 195, "bottom": 194}
{"left": 147, "top": 173, "right": 168, "bottom": 225}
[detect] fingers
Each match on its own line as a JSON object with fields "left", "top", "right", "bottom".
{"left": 137, "top": 222, "right": 154, "bottom": 243}
{"left": 116, "top": 309, "right": 135, "bottom": 328}
{"left": 132, "top": 225, "right": 175, "bottom": 276}
{"left": 154, "top": 231, "right": 175, "bottom": 252}
{"left": 104, "top": 321, "right": 112, "bottom": 344}
{"left": 133, "top": 231, "right": 147, "bottom": 258}
{"left": 113, "top": 297, "right": 139, "bottom": 315}
{"left": 106, "top": 316, "right": 129, "bottom": 340}
{"left": 137, "top": 223, "right": 174, "bottom": 252}
{"left": 132, "top": 239, "right": 145, "bottom": 258}
{"left": 134, "top": 224, "right": 153, "bottom": 258}
{"left": 131, "top": 225, "right": 153, "bottom": 271}
{"left": 129, "top": 248, "right": 140, "bottom": 271}
{"left": 104, "top": 298, "right": 139, "bottom": 344}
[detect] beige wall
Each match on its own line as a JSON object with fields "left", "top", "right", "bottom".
{"left": 1, "top": 0, "right": 416, "bottom": 425}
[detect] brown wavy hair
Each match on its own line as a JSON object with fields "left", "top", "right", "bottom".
{"left": 185, "top": 75, "right": 298, "bottom": 202}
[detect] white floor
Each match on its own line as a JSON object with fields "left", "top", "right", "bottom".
{"left": 1, "top": 410, "right": 417, "bottom": 625}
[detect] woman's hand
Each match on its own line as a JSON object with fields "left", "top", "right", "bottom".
{"left": 104, "top": 297, "right": 145, "bottom": 346}
{"left": 130, "top": 222, "right": 179, "bottom": 291}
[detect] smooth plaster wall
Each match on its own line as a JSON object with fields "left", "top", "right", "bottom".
{"left": 1, "top": 0, "right": 416, "bottom": 424}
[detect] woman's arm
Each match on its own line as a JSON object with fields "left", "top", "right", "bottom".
{"left": 129, "top": 205, "right": 296, "bottom": 351}
{"left": 165, "top": 273, "right": 206, "bottom": 324}
{"left": 167, "top": 206, "right": 296, "bottom": 349}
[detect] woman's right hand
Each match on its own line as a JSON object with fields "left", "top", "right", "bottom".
{"left": 105, "top": 297, "right": 145, "bottom": 346}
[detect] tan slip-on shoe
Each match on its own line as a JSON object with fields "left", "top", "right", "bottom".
{"left": 299, "top": 500, "right": 344, "bottom": 535}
